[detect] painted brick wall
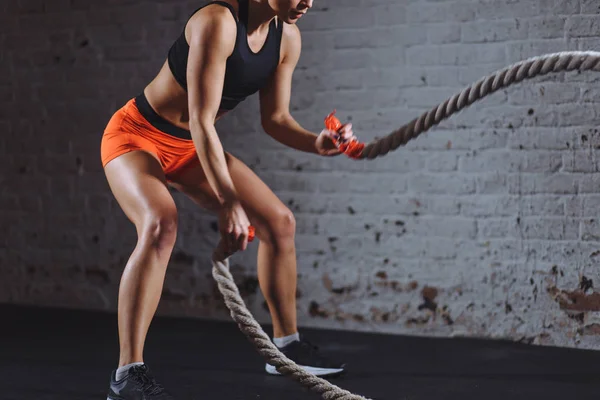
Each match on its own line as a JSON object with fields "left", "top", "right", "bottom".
{"left": 2, "top": 0, "right": 600, "bottom": 349}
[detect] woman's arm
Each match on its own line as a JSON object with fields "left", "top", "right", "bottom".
{"left": 259, "top": 24, "right": 354, "bottom": 156}
{"left": 186, "top": 5, "right": 251, "bottom": 252}
{"left": 186, "top": 5, "right": 238, "bottom": 205}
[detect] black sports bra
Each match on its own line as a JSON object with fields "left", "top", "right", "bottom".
{"left": 167, "top": 0, "right": 284, "bottom": 111}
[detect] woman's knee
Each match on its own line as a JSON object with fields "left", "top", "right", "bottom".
{"left": 139, "top": 210, "right": 178, "bottom": 251}
{"left": 264, "top": 208, "right": 296, "bottom": 248}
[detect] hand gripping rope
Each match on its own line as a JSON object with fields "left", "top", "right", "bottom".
{"left": 211, "top": 51, "right": 600, "bottom": 399}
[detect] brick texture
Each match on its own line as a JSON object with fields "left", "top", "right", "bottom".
{"left": 2, "top": 0, "right": 600, "bottom": 350}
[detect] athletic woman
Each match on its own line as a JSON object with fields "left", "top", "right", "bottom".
{"left": 102, "top": 0, "right": 354, "bottom": 398}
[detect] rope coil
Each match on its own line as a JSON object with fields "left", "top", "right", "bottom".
{"left": 211, "top": 51, "right": 600, "bottom": 399}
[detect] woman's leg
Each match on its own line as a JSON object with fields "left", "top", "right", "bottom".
{"left": 171, "top": 153, "right": 298, "bottom": 338}
{"left": 104, "top": 151, "right": 179, "bottom": 367}
{"left": 171, "top": 153, "right": 345, "bottom": 376}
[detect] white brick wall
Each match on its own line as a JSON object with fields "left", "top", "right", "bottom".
{"left": 2, "top": 0, "right": 600, "bottom": 349}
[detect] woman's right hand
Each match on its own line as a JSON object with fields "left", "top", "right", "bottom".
{"left": 217, "top": 199, "right": 252, "bottom": 257}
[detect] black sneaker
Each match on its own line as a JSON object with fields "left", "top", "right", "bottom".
{"left": 107, "top": 364, "right": 174, "bottom": 400}
{"left": 265, "top": 337, "right": 346, "bottom": 377}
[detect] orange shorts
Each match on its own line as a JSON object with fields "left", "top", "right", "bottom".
{"left": 101, "top": 93, "right": 199, "bottom": 181}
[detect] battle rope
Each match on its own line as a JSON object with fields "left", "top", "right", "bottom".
{"left": 211, "top": 226, "right": 369, "bottom": 400}
{"left": 211, "top": 51, "right": 600, "bottom": 399}
{"left": 356, "top": 51, "right": 600, "bottom": 159}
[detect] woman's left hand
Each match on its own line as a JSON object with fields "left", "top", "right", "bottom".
{"left": 315, "top": 123, "right": 355, "bottom": 156}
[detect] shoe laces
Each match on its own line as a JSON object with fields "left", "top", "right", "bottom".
{"left": 297, "top": 337, "right": 341, "bottom": 367}
{"left": 298, "top": 338, "right": 324, "bottom": 358}
{"left": 129, "top": 366, "right": 166, "bottom": 396}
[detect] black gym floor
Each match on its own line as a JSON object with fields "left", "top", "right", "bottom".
{"left": 2, "top": 304, "right": 600, "bottom": 400}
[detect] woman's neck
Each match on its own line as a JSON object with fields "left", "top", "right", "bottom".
{"left": 246, "top": 0, "right": 277, "bottom": 34}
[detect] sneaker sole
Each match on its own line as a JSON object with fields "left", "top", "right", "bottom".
{"left": 265, "top": 363, "right": 345, "bottom": 377}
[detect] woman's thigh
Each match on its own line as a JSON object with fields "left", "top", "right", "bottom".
{"left": 105, "top": 150, "right": 178, "bottom": 232}
{"left": 169, "top": 153, "right": 294, "bottom": 240}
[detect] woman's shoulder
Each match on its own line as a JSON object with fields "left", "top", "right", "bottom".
{"left": 185, "top": 1, "right": 239, "bottom": 43}
{"left": 187, "top": 1, "right": 239, "bottom": 29}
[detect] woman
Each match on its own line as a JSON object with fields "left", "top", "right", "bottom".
{"left": 102, "top": 0, "right": 354, "bottom": 398}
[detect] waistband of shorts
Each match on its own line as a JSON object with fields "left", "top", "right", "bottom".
{"left": 134, "top": 92, "right": 192, "bottom": 140}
